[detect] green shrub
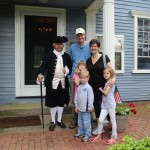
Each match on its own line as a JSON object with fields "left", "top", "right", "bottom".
{"left": 107, "top": 136, "right": 150, "bottom": 150}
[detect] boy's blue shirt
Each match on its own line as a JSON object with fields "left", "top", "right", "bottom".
{"left": 75, "top": 82, "right": 94, "bottom": 112}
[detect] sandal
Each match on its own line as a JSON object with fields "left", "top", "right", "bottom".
{"left": 105, "top": 139, "right": 116, "bottom": 145}
{"left": 90, "top": 137, "right": 101, "bottom": 143}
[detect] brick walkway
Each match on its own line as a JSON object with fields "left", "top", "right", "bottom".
{"left": 0, "top": 102, "right": 150, "bottom": 150}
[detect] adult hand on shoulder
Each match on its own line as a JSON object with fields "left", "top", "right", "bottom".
{"left": 108, "top": 78, "right": 115, "bottom": 87}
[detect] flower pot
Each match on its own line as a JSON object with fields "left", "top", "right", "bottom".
{"left": 116, "top": 115, "right": 129, "bottom": 133}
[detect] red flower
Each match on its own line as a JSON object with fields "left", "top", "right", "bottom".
{"left": 129, "top": 103, "right": 135, "bottom": 108}
{"left": 131, "top": 109, "right": 137, "bottom": 114}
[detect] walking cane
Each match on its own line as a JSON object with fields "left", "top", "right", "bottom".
{"left": 40, "top": 81, "right": 44, "bottom": 132}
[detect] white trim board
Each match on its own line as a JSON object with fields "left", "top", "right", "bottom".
{"left": 15, "top": 5, "right": 66, "bottom": 97}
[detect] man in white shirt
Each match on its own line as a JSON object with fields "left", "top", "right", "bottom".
{"left": 37, "top": 36, "right": 72, "bottom": 131}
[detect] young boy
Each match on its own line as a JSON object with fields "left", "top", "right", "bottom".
{"left": 74, "top": 70, "right": 94, "bottom": 142}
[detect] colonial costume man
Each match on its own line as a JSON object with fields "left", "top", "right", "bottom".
{"left": 37, "top": 36, "right": 72, "bottom": 131}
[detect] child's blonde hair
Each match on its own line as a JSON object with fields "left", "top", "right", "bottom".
{"left": 75, "top": 60, "right": 87, "bottom": 74}
{"left": 78, "top": 70, "right": 89, "bottom": 78}
{"left": 103, "top": 67, "right": 116, "bottom": 79}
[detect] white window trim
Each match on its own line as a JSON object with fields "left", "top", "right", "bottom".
{"left": 130, "top": 10, "right": 150, "bottom": 73}
{"left": 96, "top": 34, "right": 124, "bottom": 73}
{"left": 15, "top": 5, "right": 66, "bottom": 97}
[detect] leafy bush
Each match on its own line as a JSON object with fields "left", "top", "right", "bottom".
{"left": 108, "top": 136, "right": 150, "bottom": 150}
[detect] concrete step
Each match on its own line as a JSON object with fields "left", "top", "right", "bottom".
{"left": 0, "top": 102, "right": 71, "bottom": 117}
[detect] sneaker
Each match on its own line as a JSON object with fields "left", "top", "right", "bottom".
{"left": 49, "top": 122, "right": 56, "bottom": 131}
{"left": 57, "top": 121, "right": 66, "bottom": 129}
{"left": 82, "top": 137, "right": 90, "bottom": 142}
{"left": 92, "top": 128, "right": 98, "bottom": 135}
{"left": 92, "top": 128, "right": 105, "bottom": 135}
{"left": 74, "top": 133, "right": 84, "bottom": 138}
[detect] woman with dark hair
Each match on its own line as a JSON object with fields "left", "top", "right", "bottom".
{"left": 86, "top": 39, "right": 114, "bottom": 135}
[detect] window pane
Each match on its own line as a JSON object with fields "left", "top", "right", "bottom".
{"left": 137, "top": 17, "right": 150, "bottom": 70}
{"left": 115, "top": 52, "right": 121, "bottom": 70}
{"left": 138, "top": 57, "right": 150, "bottom": 69}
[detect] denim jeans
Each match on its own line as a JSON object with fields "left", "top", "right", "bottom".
{"left": 78, "top": 111, "right": 92, "bottom": 138}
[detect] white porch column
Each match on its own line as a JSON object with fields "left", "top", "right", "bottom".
{"left": 103, "top": 0, "right": 115, "bottom": 68}
{"left": 84, "top": 10, "right": 98, "bottom": 41}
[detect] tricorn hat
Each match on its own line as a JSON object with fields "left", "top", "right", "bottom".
{"left": 51, "top": 36, "right": 68, "bottom": 43}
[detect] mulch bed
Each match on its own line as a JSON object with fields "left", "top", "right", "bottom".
{"left": 0, "top": 116, "right": 41, "bottom": 128}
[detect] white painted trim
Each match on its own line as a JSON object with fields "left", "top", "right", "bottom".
{"left": 85, "top": 0, "right": 103, "bottom": 41}
{"left": 130, "top": 10, "right": 150, "bottom": 73}
{"left": 96, "top": 34, "right": 124, "bottom": 73}
{"left": 85, "top": 10, "right": 98, "bottom": 40}
{"left": 15, "top": 5, "right": 66, "bottom": 97}
{"left": 129, "top": 10, "right": 150, "bottom": 18}
{"left": 103, "top": 0, "right": 115, "bottom": 68}
{"left": 86, "top": 0, "right": 103, "bottom": 13}
{"left": 132, "top": 70, "right": 150, "bottom": 73}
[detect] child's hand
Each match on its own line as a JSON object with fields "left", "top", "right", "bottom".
{"left": 75, "top": 77, "right": 80, "bottom": 86}
{"left": 88, "top": 108, "right": 93, "bottom": 112}
{"left": 75, "top": 107, "right": 78, "bottom": 113}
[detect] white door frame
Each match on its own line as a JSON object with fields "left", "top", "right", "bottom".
{"left": 15, "top": 5, "right": 66, "bottom": 97}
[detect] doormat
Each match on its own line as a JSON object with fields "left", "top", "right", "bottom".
{"left": 0, "top": 116, "right": 41, "bottom": 128}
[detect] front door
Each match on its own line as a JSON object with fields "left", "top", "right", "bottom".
{"left": 25, "top": 15, "right": 57, "bottom": 85}
{"left": 15, "top": 6, "right": 66, "bottom": 97}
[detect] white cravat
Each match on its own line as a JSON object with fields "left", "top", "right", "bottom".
{"left": 52, "top": 50, "right": 65, "bottom": 89}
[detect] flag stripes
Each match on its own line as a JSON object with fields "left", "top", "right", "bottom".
{"left": 114, "top": 85, "right": 122, "bottom": 103}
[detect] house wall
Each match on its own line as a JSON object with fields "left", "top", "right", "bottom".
{"left": 0, "top": 4, "right": 16, "bottom": 103}
{"left": 96, "top": 0, "right": 150, "bottom": 101}
{"left": 0, "top": 1, "right": 150, "bottom": 104}
{"left": 0, "top": 4, "right": 86, "bottom": 103}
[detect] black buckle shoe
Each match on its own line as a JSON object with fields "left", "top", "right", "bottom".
{"left": 57, "top": 121, "right": 66, "bottom": 129}
{"left": 49, "top": 122, "right": 55, "bottom": 131}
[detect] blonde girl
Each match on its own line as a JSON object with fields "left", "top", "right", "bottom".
{"left": 90, "top": 67, "right": 117, "bottom": 145}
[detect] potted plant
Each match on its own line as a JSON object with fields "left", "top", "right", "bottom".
{"left": 116, "top": 103, "right": 137, "bottom": 132}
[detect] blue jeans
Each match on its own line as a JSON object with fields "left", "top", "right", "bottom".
{"left": 78, "top": 111, "right": 92, "bottom": 138}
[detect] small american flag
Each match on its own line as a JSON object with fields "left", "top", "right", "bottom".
{"left": 114, "top": 85, "right": 122, "bottom": 103}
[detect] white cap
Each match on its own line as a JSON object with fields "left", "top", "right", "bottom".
{"left": 75, "top": 28, "right": 85, "bottom": 35}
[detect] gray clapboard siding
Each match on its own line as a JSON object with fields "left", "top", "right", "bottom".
{"left": 0, "top": 6, "right": 86, "bottom": 103}
{"left": 66, "top": 8, "right": 86, "bottom": 53}
{"left": 0, "top": 4, "right": 15, "bottom": 101}
{"left": 95, "top": 0, "right": 150, "bottom": 101}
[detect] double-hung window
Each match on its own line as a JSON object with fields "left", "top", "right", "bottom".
{"left": 97, "top": 34, "right": 124, "bottom": 73}
{"left": 130, "top": 10, "right": 150, "bottom": 73}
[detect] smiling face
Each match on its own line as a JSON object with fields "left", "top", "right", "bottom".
{"left": 103, "top": 69, "right": 111, "bottom": 80}
{"left": 78, "top": 70, "right": 89, "bottom": 84}
{"left": 53, "top": 43, "right": 64, "bottom": 52}
{"left": 90, "top": 43, "right": 99, "bottom": 55}
{"left": 76, "top": 33, "right": 86, "bottom": 45}
{"left": 79, "top": 76, "right": 89, "bottom": 84}
{"left": 78, "top": 64, "right": 86, "bottom": 71}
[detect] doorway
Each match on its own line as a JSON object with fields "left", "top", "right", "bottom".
{"left": 15, "top": 5, "right": 66, "bottom": 97}
{"left": 25, "top": 16, "right": 57, "bottom": 85}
